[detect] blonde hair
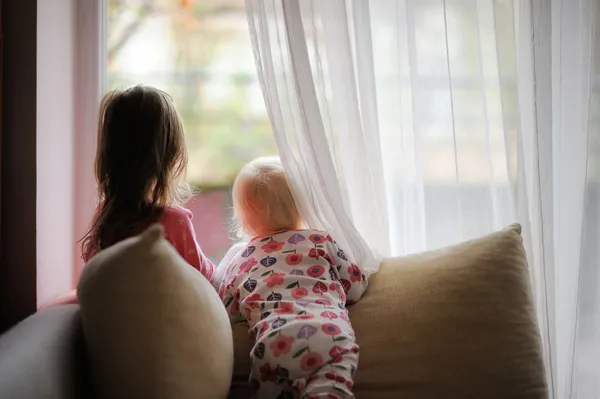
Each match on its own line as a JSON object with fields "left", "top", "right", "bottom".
{"left": 232, "top": 156, "right": 302, "bottom": 239}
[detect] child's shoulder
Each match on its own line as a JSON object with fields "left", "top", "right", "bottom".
{"left": 159, "top": 207, "right": 194, "bottom": 233}
{"left": 273, "top": 228, "right": 334, "bottom": 242}
{"left": 161, "top": 206, "right": 193, "bottom": 221}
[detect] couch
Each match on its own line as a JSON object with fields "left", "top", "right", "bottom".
{"left": 0, "top": 224, "right": 548, "bottom": 398}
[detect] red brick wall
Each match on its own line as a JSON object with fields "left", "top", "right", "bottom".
{"left": 186, "top": 188, "right": 234, "bottom": 263}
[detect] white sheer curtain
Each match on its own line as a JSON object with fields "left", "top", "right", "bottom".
{"left": 246, "top": 0, "right": 600, "bottom": 397}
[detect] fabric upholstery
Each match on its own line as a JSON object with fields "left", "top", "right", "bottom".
{"left": 0, "top": 305, "right": 88, "bottom": 399}
{"left": 78, "top": 225, "right": 233, "bottom": 399}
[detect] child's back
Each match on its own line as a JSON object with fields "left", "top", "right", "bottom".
{"left": 80, "top": 85, "right": 214, "bottom": 281}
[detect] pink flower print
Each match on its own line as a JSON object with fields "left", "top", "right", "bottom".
{"left": 323, "top": 253, "right": 334, "bottom": 265}
{"left": 329, "top": 345, "right": 349, "bottom": 363}
{"left": 330, "top": 282, "right": 346, "bottom": 301}
{"left": 300, "top": 352, "right": 324, "bottom": 372}
{"left": 350, "top": 343, "right": 359, "bottom": 354}
{"left": 326, "top": 235, "right": 334, "bottom": 242}
{"left": 308, "top": 248, "right": 326, "bottom": 259}
{"left": 348, "top": 264, "right": 362, "bottom": 282}
{"left": 309, "top": 234, "right": 326, "bottom": 244}
{"left": 312, "top": 281, "right": 328, "bottom": 294}
{"left": 340, "top": 279, "right": 352, "bottom": 294}
{"left": 226, "top": 276, "right": 237, "bottom": 290}
{"left": 245, "top": 307, "right": 252, "bottom": 321}
{"left": 335, "top": 284, "right": 346, "bottom": 301}
{"left": 269, "top": 334, "right": 295, "bottom": 357}
{"left": 321, "top": 323, "right": 341, "bottom": 336}
{"left": 264, "top": 272, "right": 286, "bottom": 288}
{"left": 320, "top": 311, "right": 338, "bottom": 320}
{"left": 291, "top": 287, "right": 308, "bottom": 299}
{"left": 286, "top": 253, "right": 303, "bottom": 265}
{"left": 261, "top": 240, "right": 285, "bottom": 253}
{"left": 239, "top": 258, "right": 257, "bottom": 273}
{"left": 307, "top": 265, "right": 325, "bottom": 278}
{"left": 346, "top": 380, "right": 354, "bottom": 390}
{"left": 245, "top": 293, "right": 263, "bottom": 309}
{"left": 296, "top": 312, "right": 315, "bottom": 321}
{"left": 275, "top": 302, "right": 294, "bottom": 315}
{"left": 325, "top": 371, "right": 346, "bottom": 383}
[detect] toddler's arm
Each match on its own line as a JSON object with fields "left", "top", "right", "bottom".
{"left": 217, "top": 242, "right": 247, "bottom": 322}
{"left": 212, "top": 242, "right": 246, "bottom": 290}
{"left": 325, "top": 235, "right": 368, "bottom": 304}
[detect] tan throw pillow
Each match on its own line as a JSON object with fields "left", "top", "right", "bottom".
{"left": 228, "top": 224, "right": 547, "bottom": 399}
{"left": 78, "top": 225, "right": 233, "bottom": 399}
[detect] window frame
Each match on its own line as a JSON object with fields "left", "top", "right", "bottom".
{"left": 73, "top": 0, "right": 106, "bottom": 279}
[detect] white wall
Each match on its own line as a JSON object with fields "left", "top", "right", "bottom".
{"left": 36, "top": 0, "right": 77, "bottom": 306}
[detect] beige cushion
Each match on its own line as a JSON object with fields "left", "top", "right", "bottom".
{"left": 78, "top": 225, "right": 233, "bottom": 399}
{"left": 228, "top": 224, "right": 547, "bottom": 398}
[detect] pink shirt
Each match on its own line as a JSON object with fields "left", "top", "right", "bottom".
{"left": 160, "top": 206, "right": 215, "bottom": 282}
{"left": 40, "top": 206, "right": 215, "bottom": 309}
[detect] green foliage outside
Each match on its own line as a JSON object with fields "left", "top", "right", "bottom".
{"left": 106, "top": 0, "right": 276, "bottom": 189}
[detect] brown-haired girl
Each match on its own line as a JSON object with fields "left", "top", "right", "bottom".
{"left": 42, "top": 85, "right": 214, "bottom": 308}
{"left": 80, "top": 85, "right": 213, "bottom": 280}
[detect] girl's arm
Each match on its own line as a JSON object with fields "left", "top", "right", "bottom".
{"left": 162, "top": 207, "right": 216, "bottom": 282}
{"left": 325, "top": 235, "right": 368, "bottom": 304}
{"left": 38, "top": 289, "right": 79, "bottom": 310}
{"left": 41, "top": 209, "right": 216, "bottom": 310}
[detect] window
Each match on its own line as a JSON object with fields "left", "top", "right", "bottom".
{"left": 106, "top": 0, "right": 275, "bottom": 262}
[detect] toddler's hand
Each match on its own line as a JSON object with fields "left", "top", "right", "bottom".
{"left": 212, "top": 242, "right": 247, "bottom": 290}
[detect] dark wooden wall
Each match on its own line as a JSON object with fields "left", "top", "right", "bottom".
{"left": 0, "top": 0, "right": 37, "bottom": 333}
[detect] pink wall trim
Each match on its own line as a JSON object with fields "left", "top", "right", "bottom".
{"left": 36, "top": 0, "right": 77, "bottom": 307}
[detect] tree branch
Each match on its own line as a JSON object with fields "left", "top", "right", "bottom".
{"left": 108, "top": 1, "right": 155, "bottom": 62}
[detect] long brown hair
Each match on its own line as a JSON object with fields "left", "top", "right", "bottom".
{"left": 81, "top": 85, "right": 191, "bottom": 261}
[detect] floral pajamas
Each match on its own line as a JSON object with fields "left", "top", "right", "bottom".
{"left": 219, "top": 230, "right": 368, "bottom": 399}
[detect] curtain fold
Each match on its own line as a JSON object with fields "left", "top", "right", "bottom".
{"left": 247, "top": 1, "right": 600, "bottom": 396}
